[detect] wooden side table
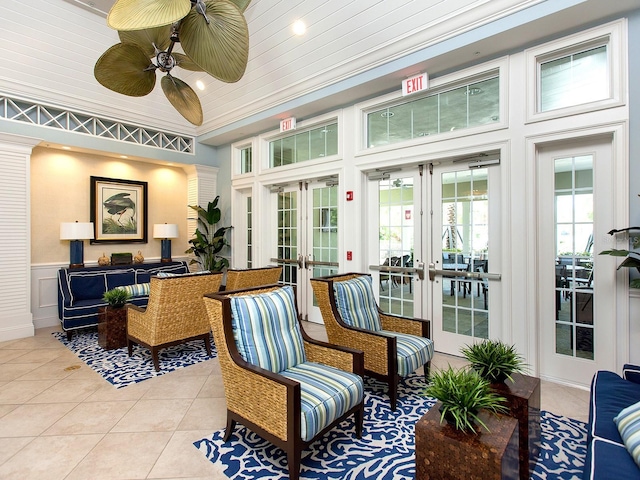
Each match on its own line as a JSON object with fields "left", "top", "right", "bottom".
{"left": 415, "top": 403, "right": 519, "bottom": 480}
{"left": 491, "top": 373, "right": 541, "bottom": 480}
{"left": 97, "top": 306, "right": 128, "bottom": 350}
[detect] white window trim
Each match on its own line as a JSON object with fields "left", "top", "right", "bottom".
{"left": 525, "top": 19, "right": 626, "bottom": 124}
{"left": 355, "top": 57, "right": 509, "bottom": 157}
{"left": 258, "top": 110, "right": 343, "bottom": 175}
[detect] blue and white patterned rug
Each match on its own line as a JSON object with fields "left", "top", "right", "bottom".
{"left": 52, "top": 330, "right": 217, "bottom": 388}
{"left": 195, "top": 375, "right": 587, "bottom": 479}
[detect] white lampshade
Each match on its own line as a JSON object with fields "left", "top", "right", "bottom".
{"left": 60, "top": 222, "right": 94, "bottom": 240}
{"left": 153, "top": 223, "right": 179, "bottom": 239}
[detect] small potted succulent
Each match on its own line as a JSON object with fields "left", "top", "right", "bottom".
{"left": 461, "top": 339, "right": 527, "bottom": 384}
{"left": 424, "top": 366, "right": 508, "bottom": 433}
{"left": 102, "top": 288, "right": 131, "bottom": 308}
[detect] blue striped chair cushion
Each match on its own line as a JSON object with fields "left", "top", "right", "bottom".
{"left": 116, "top": 283, "right": 150, "bottom": 297}
{"left": 381, "top": 330, "right": 435, "bottom": 377}
{"left": 614, "top": 400, "right": 640, "bottom": 467}
{"left": 333, "top": 275, "right": 381, "bottom": 331}
{"left": 281, "top": 362, "right": 363, "bottom": 442}
{"left": 156, "top": 270, "right": 210, "bottom": 277}
{"left": 230, "top": 286, "right": 306, "bottom": 373}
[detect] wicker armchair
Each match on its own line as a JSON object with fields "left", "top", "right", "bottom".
{"left": 127, "top": 272, "right": 223, "bottom": 371}
{"left": 204, "top": 284, "right": 364, "bottom": 480}
{"left": 224, "top": 266, "right": 282, "bottom": 291}
{"left": 311, "top": 272, "right": 434, "bottom": 410}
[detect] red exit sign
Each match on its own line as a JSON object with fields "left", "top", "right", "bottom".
{"left": 402, "top": 73, "right": 428, "bottom": 96}
{"left": 280, "top": 117, "right": 297, "bottom": 132}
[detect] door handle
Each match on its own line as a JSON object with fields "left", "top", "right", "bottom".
{"left": 428, "top": 262, "right": 501, "bottom": 281}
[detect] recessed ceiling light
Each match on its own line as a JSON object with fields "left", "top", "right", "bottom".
{"left": 196, "top": 80, "right": 205, "bottom": 91}
{"left": 120, "top": 155, "right": 128, "bottom": 159}
{"left": 62, "top": 146, "right": 71, "bottom": 150}
{"left": 292, "top": 20, "right": 306, "bottom": 36}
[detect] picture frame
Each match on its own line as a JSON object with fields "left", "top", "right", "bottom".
{"left": 90, "top": 176, "right": 148, "bottom": 244}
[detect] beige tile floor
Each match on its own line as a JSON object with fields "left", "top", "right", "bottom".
{"left": 0, "top": 322, "right": 590, "bottom": 479}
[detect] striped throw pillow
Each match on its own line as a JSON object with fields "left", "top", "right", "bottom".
{"left": 230, "top": 286, "right": 306, "bottom": 373}
{"left": 614, "top": 400, "right": 640, "bottom": 467}
{"left": 116, "top": 283, "right": 150, "bottom": 297}
{"left": 333, "top": 275, "right": 382, "bottom": 331}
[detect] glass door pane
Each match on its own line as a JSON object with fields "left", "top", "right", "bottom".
{"left": 554, "top": 155, "right": 594, "bottom": 360}
{"left": 440, "top": 169, "right": 489, "bottom": 340}
{"left": 378, "top": 176, "right": 415, "bottom": 318}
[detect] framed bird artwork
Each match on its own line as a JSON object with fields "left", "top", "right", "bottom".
{"left": 90, "top": 176, "right": 148, "bottom": 244}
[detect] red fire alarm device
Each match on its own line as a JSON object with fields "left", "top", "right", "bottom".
{"left": 346, "top": 251, "right": 353, "bottom": 261}
{"left": 346, "top": 191, "right": 354, "bottom": 201}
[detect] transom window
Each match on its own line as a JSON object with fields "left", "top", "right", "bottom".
{"left": 240, "top": 146, "right": 252, "bottom": 174}
{"left": 539, "top": 44, "right": 608, "bottom": 112}
{"left": 269, "top": 122, "right": 338, "bottom": 168}
{"left": 367, "top": 76, "right": 499, "bottom": 148}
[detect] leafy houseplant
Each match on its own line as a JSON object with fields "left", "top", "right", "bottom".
{"left": 424, "top": 366, "right": 508, "bottom": 433}
{"left": 599, "top": 226, "right": 640, "bottom": 288}
{"left": 461, "top": 340, "right": 527, "bottom": 384}
{"left": 185, "top": 196, "right": 232, "bottom": 272}
{"left": 102, "top": 288, "right": 131, "bottom": 308}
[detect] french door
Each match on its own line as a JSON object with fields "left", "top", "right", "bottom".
{"left": 537, "top": 137, "right": 617, "bottom": 386}
{"left": 369, "top": 159, "right": 502, "bottom": 356}
{"left": 271, "top": 179, "right": 339, "bottom": 323}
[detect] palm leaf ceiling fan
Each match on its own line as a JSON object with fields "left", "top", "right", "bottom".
{"left": 94, "top": 0, "right": 251, "bottom": 126}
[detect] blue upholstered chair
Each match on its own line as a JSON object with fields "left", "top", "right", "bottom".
{"left": 311, "top": 273, "right": 434, "bottom": 410}
{"left": 203, "top": 284, "right": 364, "bottom": 480}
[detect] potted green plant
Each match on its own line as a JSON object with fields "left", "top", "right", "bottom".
{"left": 102, "top": 288, "right": 131, "bottom": 308}
{"left": 424, "top": 366, "right": 508, "bottom": 433}
{"left": 185, "top": 196, "right": 233, "bottom": 272}
{"left": 461, "top": 339, "right": 527, "bottom": 384}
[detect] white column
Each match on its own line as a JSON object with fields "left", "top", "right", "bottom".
{"left": 0, "top": 133, "right": 40, "bottom": 341}
{"left": 183, "top": 163, "right": 219, "bottom": 242}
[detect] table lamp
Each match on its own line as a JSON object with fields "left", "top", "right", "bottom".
{"left": 153, "top": 223, "right": 179, "bottom": 262}
{"left": 60, "top": 221, "right": 94, "bottom": 268}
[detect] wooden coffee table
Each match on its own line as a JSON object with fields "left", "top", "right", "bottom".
{"left": 415, "top": 403, "right": 519, "bottom": 480}
{"left": 97, "top": 306, "right": 128, "bottom": 350}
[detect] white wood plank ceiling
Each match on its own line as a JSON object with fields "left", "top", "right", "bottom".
{"left": 1, "top": 0, "right": 638, "bottom": 146}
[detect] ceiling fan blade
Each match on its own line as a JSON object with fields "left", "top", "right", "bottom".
{"left": 108, "top": 0, "right": 192, "bottom": 31}
{"left": 161, "top": 75, "right": 203, "bottom": 126}
{"left": 173, "top": 53, "right": 204, "bottom": 72}
{"left": 180, "top": 0, "right": 249, "bottom": 83}
{"left": 228, "top": 0, "right": 252, "bottom": 12}
{"left": 118, "top": 26, "right": 172, "bottom": 57}
{"left": 94, "top": 44, "right": 156, "bottom": 97}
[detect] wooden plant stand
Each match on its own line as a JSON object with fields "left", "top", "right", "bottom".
{"left": 97, "top": 306, "right": 128, "bottom": 350}
{"left": 491, "top": 373, "right": 541, "bottom": 480}
{"left": 415, "top": 403, "right": 519, "bottom": 480}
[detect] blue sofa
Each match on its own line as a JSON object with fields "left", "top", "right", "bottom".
{"left": 583, "top": 364, "right": 640, "bottom": 479}
{"left": 57, "top": 261, "right": 189, "bottom": 339}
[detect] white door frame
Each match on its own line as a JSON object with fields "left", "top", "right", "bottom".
{"left": 525, "top": 125, "right": 629, "bottom": 386}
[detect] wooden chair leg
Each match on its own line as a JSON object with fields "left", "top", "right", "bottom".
{"left": 389, "top": 378, "right": 398, "bottom": 411}
{"left": 204, "top": 334, "right": 212, "bottom": 357}
{"left": 151, "top": 346, "right": 161, "bottom": 371}
{"left": 355, "top": 405, "right": 364, "bottom": 438}
{"left": 223, "top": 414, "right": 236, "bottom": 442}
{"left": 66, "top": 330, "right": 72, "bottom": 341}
{"left": 127, "top": 339, "right": 133, "bottom": 357}
{"left": 424, "top": 361, "right": 431, "bottom": 381}
{"left": 287, "top": 447, "right": 301, "bottom": 480}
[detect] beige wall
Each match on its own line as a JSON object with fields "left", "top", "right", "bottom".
{"left": 31, "top": 147, "right": 190, "bottom": 265}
